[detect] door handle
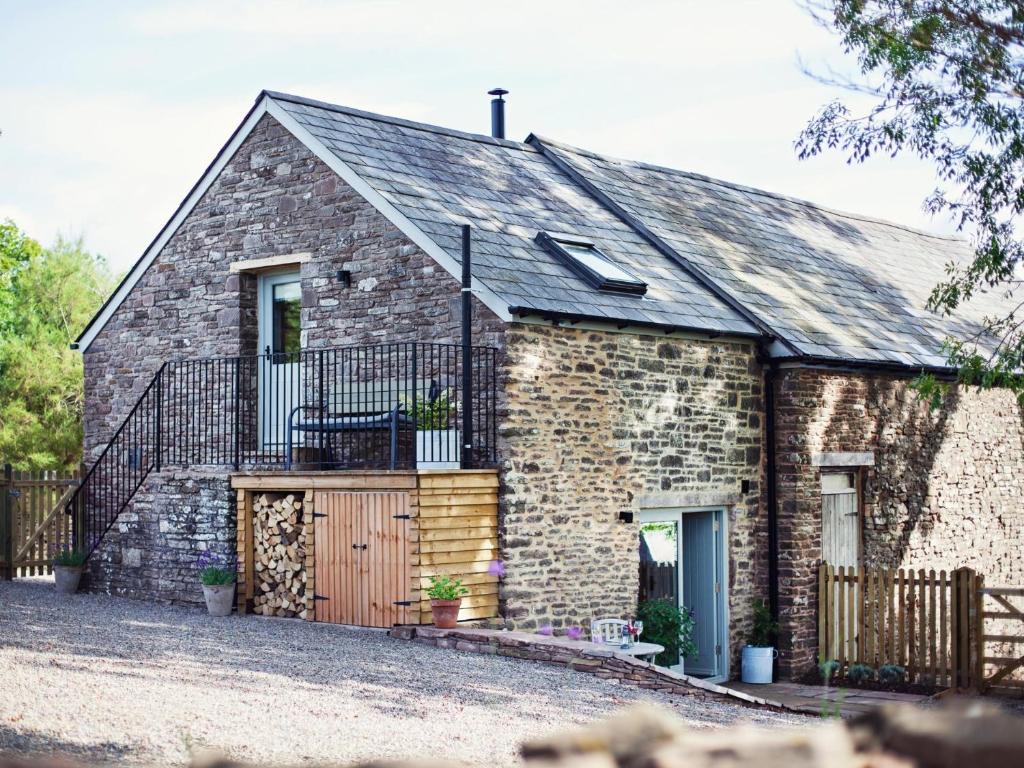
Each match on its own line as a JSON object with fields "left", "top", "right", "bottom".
{"left": 264, "top": 345, "right": 271, "bottom": 356}
{"left": 352, "top": 543, "right": 367, "bottom": 550}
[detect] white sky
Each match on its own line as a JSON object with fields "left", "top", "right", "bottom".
{"left": 0, "top": 0, "right": 952, "bottom": 273}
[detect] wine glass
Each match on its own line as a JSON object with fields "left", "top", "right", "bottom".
{"left": 634, "top": 620, "right": 644, "bottom": 641}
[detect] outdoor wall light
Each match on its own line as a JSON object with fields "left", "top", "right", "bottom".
{"left": 336, "top": 269, "right": 352, "bottom": 288}
{"left": 618, "top": 511, "right": 634, "bottom": 524}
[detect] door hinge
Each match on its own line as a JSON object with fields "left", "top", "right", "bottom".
{"left": 715, "top": 581, "right": 720, "bottom": 594}
{"left": 715, "top": 644, "right": 721, "bottom": 656}
{"left": 393, "top": 600, "right": 412, "bottom": 606}
{"left": 393, "top": 514, "right": 411, "bottom": 519}
{"left": 713, "top": 519, "right": 720, "bottom": 532}
{"left": 314, "top": 594, "right": 328, "bottom": 601}
{"left": 313, "top": 512, "right": 328, "bottom": 519}
{"left": 352, "top": 543, "right": 368, "bottom": 550}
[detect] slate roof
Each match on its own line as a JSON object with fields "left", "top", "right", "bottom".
{"left": 78, "top": 89, "right": 1008, "bottom": 370}
{"left": 270, "top": 91, "right": 1008, "bottom": 370}
{"left": 534, "top": 138, "right": 1009, "bottom": 368}
{"left": 270, "top": 93, "right": 758, "bottom": 337}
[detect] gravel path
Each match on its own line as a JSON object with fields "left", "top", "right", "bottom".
{"left": 0, "top": 579, "right": 808, "bottom": 766}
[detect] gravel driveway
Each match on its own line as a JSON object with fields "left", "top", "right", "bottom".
{"left": 0, "top": 579, "right": 807, "bottom": 766}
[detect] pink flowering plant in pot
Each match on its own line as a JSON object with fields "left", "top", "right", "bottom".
{"left": 426, "top": 575, "right": 468, "bottom": 628}
{"left": 197, "top": 551, "right": 236, "bottom": 617}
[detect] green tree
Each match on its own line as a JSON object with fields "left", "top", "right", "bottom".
{"left": 798, "top": 2, "right": 1024, "bottom": 402}
{"left": 0, "top": 221, "right": 115, "bottom": 469}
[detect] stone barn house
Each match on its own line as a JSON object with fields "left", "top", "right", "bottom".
{"left": 71, "top": 90, "right": 1024, "bottom": 680}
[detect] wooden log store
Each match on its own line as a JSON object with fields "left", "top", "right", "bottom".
{"left": 231, "top": 469, "right": 499, "bottom": 627}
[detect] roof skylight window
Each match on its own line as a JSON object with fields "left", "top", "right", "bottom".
{"left": 536, "top": 232, "right": 648, "bottom": 295}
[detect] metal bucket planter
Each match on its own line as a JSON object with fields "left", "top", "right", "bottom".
{"left": 740, "top": 645, "right": 777, "bottom": 683}
{"left": 416, "top": 429, "right": 460, "bottom": 469}
{"left": 54, "top": 566, "right": 83, "bottom": 595}
{"left": 202, "top": 583, "right": 235, "bottom": 617}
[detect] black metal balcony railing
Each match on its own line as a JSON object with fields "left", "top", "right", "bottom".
{"left": 69, "top": 342, "right": 498, "bottom": 556}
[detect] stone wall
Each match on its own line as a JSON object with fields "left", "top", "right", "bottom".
{"left": 391, "top": 626, "right": 787, "bottom": 711}
{"left": 773, "top": 366, "right": 1024, "bottom": 675}
{"left": 83, "top": 470, "right": 235, "bottom": 605}
{"left": 82, "top": 113, "right": 504, "bottom": 461}
{"left": 498, "top": 324, "right": 766, "bottom": 670}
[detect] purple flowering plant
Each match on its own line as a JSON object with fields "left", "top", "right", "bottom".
{"left": 566, "top": 626, "right": 584, "bottom": 641}
{"left": 196, "top": 550, "right": 236, "bottom": 587}
{"left": 537, "top": 624, "right": 554, "bottom": 636}
{"left": 487, "top": 559, "right": 506, "bottom": 578}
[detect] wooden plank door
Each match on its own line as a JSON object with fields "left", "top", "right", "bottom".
{"left": 313, "top": 491, "right": 411, "bottom": 627}
{"left": 822, "top": 471, "right": 860, "bottom": 567}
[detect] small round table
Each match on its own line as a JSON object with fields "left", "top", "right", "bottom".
{"left": 615, "top": 642, "right": 665, "bottom": 663}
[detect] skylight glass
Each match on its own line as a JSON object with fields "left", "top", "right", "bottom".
{"left": 536, "top": 233, "right": 648, "bottom": 295}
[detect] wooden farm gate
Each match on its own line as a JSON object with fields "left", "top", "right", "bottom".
{"left": 313, "top": 491, "right": 413, "bottom": 627}
{"left": 976, "top": 584, "right": 1024, "bottom": 692}
{"left": 0, "top": 465, "right": 80, "bottom": 579}
{"left": 818, "top": 563, "right": 979, "bottom": 688}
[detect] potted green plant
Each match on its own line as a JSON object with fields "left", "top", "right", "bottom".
{"left": 426, "top": 574, "right": 468, "bottom": 628}
{"left": 405, "top": 389, "right": 459, "bottom": 469}
{"left": 52, "top": 546, "right": 87, "bottom": 594}
{"left": 741, "top": 599, "right": 779, "bottom": 683}
{"left": 197, "top": 551, "right": 236, "bottom": 617}
{"left": 636, "top": 598, "right": 697, "bottom": 670}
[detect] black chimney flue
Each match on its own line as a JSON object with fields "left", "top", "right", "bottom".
{"left": 488, "top": 88, "right": 508, "bottom": 139}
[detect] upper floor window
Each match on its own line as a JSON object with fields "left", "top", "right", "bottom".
{"left": 536, "top": 232, "right": 648, "bottom": 295}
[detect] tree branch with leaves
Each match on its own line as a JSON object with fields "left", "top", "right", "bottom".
{"left": 798, "top": 1, "right": 1024, "bottom": 403}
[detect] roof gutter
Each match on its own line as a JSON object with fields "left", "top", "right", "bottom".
{"left": 773, "top": 353, "right": 960, "bottom": 378}
{"left": 525, "top": 135, "right": 797, "bottom": 355}
{"left": 508, "top": 306, "right": 764, "bottom": 341}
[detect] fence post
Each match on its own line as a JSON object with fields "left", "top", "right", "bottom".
{"left": 974, "top": 572, "right": 985, "bottom": 691}
{"left": 1, "top": 464, "right": 13, "bottom": 580}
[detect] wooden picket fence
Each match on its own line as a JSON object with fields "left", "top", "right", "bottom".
{"left": 818, "top": 563, "right": 979, "bottom": 688}
{"left": 0, "top": 465, "right": 80, "bottom": 579}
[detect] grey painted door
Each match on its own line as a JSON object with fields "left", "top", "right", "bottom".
{"left": 682, "top": 511, "right": 720, "bottom": 677}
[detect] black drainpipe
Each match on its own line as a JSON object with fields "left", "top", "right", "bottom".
{"left": 764, "top": 353, "right": 780, "bottom": 622}
{"left": 460, "top": 224, "right": 474, "bottom": 469}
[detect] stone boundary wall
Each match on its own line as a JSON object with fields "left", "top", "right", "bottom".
{"left": 773, "top": 367, "right": 1024, "bottom": 677}
{"left": 389, "top": 626, "right": 790, "bottom": 712}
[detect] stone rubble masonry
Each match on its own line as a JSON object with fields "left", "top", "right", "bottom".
{"left": 389, "top": 626, "right": 790, "bottom": 712}
{"left": 83, "top": 470, "right": 235, "bottom": 605}
{"left": 497, "top": 324, "right": 767, "bottom": 672}
{"left": 82, "top": 112, "right": 504, "bottom": 462}
{"left": 773, "top": 366, "right": 1024, "bottom": 676}
{"left": 79, "top": 114, "right": 503, "bottom": 604}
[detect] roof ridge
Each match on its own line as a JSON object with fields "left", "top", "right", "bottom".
{"left": 262, "top": 90, "right": 536, "bottom": 152}
{"left": 531, "top": 134, "right": 964, "bottom": 245}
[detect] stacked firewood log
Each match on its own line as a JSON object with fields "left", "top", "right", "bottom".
{"left": 252, "top": 493, "right": 311, "bottom": 619}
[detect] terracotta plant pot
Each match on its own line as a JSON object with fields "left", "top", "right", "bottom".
{"left": 202, "top": 583, "right": 235, "bottom": 617}
{"left": 430, "top": 598, "right": 462, "bottom": 628}
{"left": 53, "top": 565, "right": 83, "bottom": 595}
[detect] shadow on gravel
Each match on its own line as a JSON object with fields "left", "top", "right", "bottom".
{"left": 0, "top": 722, "right": 137, "bottom": 763}
{"left": 0, "top": 581, "right": 625, "bottom": 725}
